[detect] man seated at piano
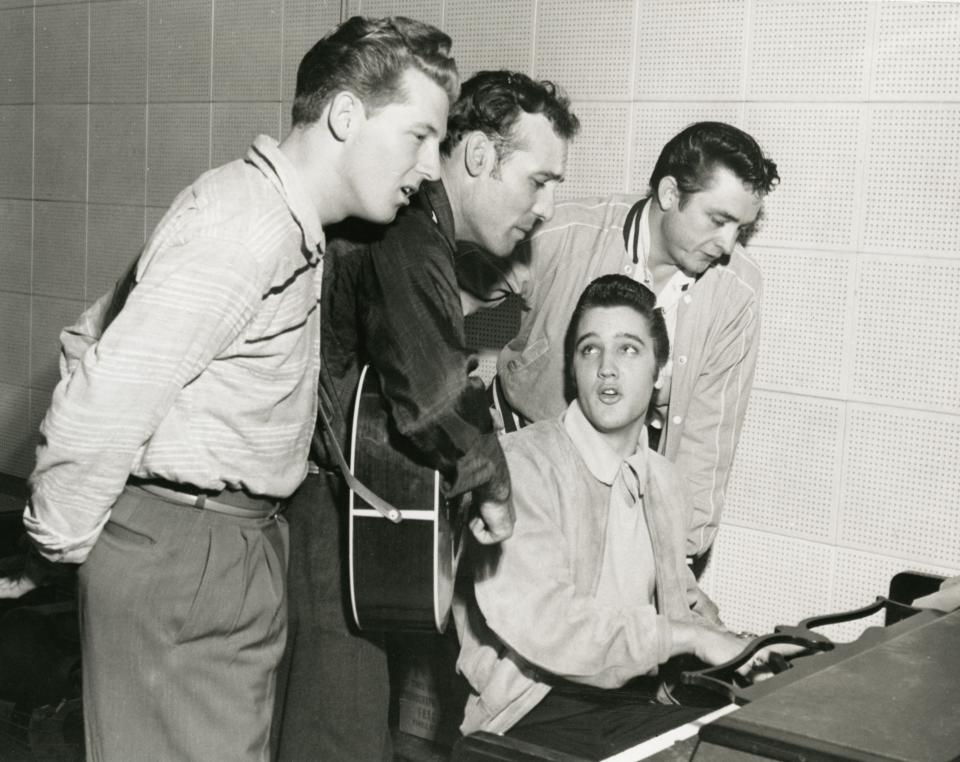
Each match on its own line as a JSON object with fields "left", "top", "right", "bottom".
{"left": 455, "top": 274, "right": 780, "bottom": 756}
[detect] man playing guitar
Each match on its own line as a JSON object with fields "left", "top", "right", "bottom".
{"left": 273, "top": 70, "right": 580, "bottom": 762}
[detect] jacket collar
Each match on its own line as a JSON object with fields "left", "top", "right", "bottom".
{"left": 412, "top": 179, "right": 457, "bottom": 250}
{"left": 562, "top": 400, "right": 648, "bottom": 491}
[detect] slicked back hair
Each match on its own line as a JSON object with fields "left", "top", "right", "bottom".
{"left": 292, "top": 16, "right": 459, "bottom": 126}
{"left": 649, "top": 121, "right": 779, "bottom": 205}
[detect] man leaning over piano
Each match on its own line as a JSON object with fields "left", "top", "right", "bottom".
{"left": 455, "top": 275, "right": 791, "bottom": 758}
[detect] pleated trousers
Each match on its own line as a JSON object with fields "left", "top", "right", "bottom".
{"left": 78, "top": 486, "right": 289, "bottom": 762}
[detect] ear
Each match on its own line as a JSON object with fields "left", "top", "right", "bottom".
{"left": 656, "top": 176, "right": 680, "bottom": 211}
{"left": 462, "top": 131, "right": 495, "bottom": 178}
{"left": 327, "top": 90, "right": 364, "bottom": 143}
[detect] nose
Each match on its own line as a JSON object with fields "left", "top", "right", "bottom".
{"left": 598, "top": 351, "right": 617, "bottom": 378}
{"left": 417, "top": 140, "right": 442, "bottom": 182}
{"left": 717, "top": 223, "right": 739, "bottom": 256}
{"left": 531, "top": 184, "right": 557, "bottom": 223}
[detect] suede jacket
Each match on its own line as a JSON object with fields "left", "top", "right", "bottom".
{"left": 457, "top": 195, "right": 762, "bottom": 556}
{"left": 454, "top": 418, "right": 706, "bottom": 735}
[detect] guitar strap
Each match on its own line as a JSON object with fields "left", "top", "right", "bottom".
{"left": 313, "top": 400, "right": 402, "bottom": 523}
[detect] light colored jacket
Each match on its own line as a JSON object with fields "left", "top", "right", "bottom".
{"left": 454, "top": 419, "right": 704, "bottom": 735}
{"left": 460, "top": 195, "right": 762, "bottom": 556}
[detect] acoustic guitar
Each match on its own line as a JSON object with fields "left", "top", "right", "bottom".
{"left": 347, "top": 365, "right": 468, "bottom": 633}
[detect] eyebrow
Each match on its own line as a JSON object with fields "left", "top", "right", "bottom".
{"left": 710, "top": 208, "right": 759, "bottom": 225}
{"left": 575, "top": 331, "right": 647, "bottom": 346}
{"left": 710, "top": 210, "right": 740, "bottom": 222}
{"left": 534, "top": 171, "right": 565, "bottom": 183}
{"left": 412, "top": 122, "right": 440, "bottom": 136}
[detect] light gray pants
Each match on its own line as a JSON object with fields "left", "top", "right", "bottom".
{"left": 78, "top": 486, "right": 288, "bottom": 761}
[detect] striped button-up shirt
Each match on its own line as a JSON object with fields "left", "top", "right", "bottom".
{"left": 26, "top": 135, "right": 324, "bottom": 564}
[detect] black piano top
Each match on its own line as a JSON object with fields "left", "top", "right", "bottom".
{"left": 698, "top": 608, "right": 960, "bottom": 761}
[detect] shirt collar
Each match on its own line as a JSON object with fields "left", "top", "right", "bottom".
{"left": 562, "top": 400, "right": 648, "bottom": 489}
{"left": 632, "top": 198, "right": 694, "bottom": 296}
{"left": 413, "top": 179, "right": 457, "bottom": 248}
{"left": 246, "top": 135, "right": 326, "bottom": 263}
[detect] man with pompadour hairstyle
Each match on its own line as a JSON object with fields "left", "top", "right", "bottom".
{"left": 273, "top": 68, "right": 579, "bottom": 762}
{"left": 0, "top": 16, "right": 456, "bottom": 762}
{"left": 469, "top": 121, "right": 779, "bottom": 585}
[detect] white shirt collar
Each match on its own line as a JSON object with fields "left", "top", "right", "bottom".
{"left": 562, "top": 400, "right": 648, "bottom": 491}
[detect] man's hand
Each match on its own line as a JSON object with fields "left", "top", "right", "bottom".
{"left": 913, "top": 575, "right": 960, "bottom": 613}
{"left": 469, "top": 495, "right": 515, "bottom": 545}
{"left": 0, "top": 553, "right": 46, "bottom": 599}
{"left": 683, "top": 623, "right": 802, "bottom": 677}
{"left": 693, "top": 587, "right": 723, "bottom": 626}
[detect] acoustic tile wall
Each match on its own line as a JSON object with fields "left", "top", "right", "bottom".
{"left": 0, "top": 0, "right": 339, "bottom": 477}
{"left": 352, "top": 0, "right": 960, "bottom": 637}
{"left": 2, "top": 1, "right": 959, "bottom": 641}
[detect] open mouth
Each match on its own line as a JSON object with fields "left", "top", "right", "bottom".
{"left": 401, "top": 185, "right": 416, "bottom": 199}
{"left": 598, "top": 386, "right": 621, "bottom": 404}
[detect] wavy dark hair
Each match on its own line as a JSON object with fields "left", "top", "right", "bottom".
{"left": 441, "top": 70, "right": 579, "bottom": 163}
{"left": 562, "top": 274, "right": 669, "bottom": 403}
{"left": 292, "top": 16, "right": 459, "bottom": 126}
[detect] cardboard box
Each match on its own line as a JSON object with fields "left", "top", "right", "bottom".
{"left": 391, "top": 633, "right": 468, "bottom": 747}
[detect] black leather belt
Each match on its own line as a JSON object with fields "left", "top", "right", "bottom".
{"left": 128, "top": 476, "right": 283, "bottom": 519}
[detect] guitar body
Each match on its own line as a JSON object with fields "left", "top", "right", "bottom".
{"left": 348, "top": 365, "right": 465, "bottom": 633}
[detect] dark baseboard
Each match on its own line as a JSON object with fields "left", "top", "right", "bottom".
{"left": 0, "top": 473, "right": 27, "bottom": 501}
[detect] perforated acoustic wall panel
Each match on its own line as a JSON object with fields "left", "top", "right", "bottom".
{"left": 862, "top": 105, "right": 960, "bottom": 256}
{"left": 627, "top": 104, "right": 742, "bottom": 194}
{"left": 0, "top": 200, "right": 31, "bottom": 295}
{"left": 146, "top": 103, "right": 210, "bottom": 207}
{"left": 212, "top": 0, "right": 282, "bottom": 103}
{"left": 826, "top": 548, "right": 959, "bottom": 641}
{"left": 89, "top": 104, "right": 146, "bottom": 206}
{"left": 33, "top": 201, "right": 85, "bottom": 302}
{"left": 747, "top": 1, "right": 871, "bottom": 100}
{"left": 0, "top": 106, "right": 33, "bottom": 198}
{"left": 559, "top": 103, "right": 630, "bottom": 200}
{"left": 841, "top": 404, "right": 960, "bottom": 569}
{"left": 86, "top": 204, "right": 145, "bottom": 301}
{"left": 148, "top": 0, "right": 211, "bottom": 102}
{"left": 351, "top": 0, "right": 444, "bottom": 28}
{"left": 444, "top": 0, "right": 534, "bottom": 78}
{"left": 700, "top": 526, "right": 836, "bottom": 637}
{"left": 752, "top": 247, "right": 854, "bottom": 396}
{"left": 634, "top": 0, "right": 747, "bottom": 101}
{"left": 872, "top": 2, "right": 960, "bottom": 101}
{"left": 853, "top": 256, "right": 960, "bottom": 412}
{"left": 533, "top": 0, "right": 635, "bottom": 102}
{"left": 0, "top": 382, "right": 33, "bottom": 477}
{"left": 1, "top": 2, "right": 959, "bottom": 653}
{"left": 281, "top": 0, "right": 341, "bottom": 100}
{"left": 89, "top": 0, "right": 147, "bottom": 104}
{"left": 34, "top": 104, "right": 87, "bottom": 203}
{"left": 0, "top": 7, "right": 33, "bottom": 104}
{"left": 36, "top": 3, "right": 88, "bottom": 104}
{"left": 724, "top": 390, "right": 842, "bottom": 543}
{"left": 743, "top": 105, "right": 862, "bottom": 251}
{"left": 211, "top": 103, "right": 282, "bottom": 168}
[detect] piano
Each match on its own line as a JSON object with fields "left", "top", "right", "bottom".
{"left": 452, "top": 583, "right": 960, "bottom": 762}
